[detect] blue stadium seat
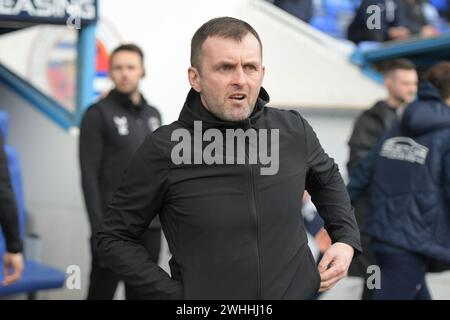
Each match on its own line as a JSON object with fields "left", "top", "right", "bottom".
{"left": 310, "top": 15, "right": 343, "bottom": 37}
{"left": 323, "top": 0, "right": 360, "bottom": 16}
{"left": 0, "top": 261, "right": 65, "bottom": 296}
{"left": 430, "top": 0, "right": 449, "bottom": 11}
{"left": 0, "top": 110, "right": 65, "bottom": 298}
{"left": 310, "top": 0, "right": 361, "bottom": 38}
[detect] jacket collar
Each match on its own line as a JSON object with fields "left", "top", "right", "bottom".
{"left": 401, "top": 81, "right": 450, "bottom": 136}
{"left": 417, "top": 81, "right": 443, "bottom": 102}
{"left": 178, "top": 87, "right": 270, "bottom": 130}
{"left": 108, "top": 89, "right": 147, "bottom": 110}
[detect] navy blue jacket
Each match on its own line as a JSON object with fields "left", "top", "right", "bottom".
{"left": 348, "top": 82, "right": 450, "bottom": 263}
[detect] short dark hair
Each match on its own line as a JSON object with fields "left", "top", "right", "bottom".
{"left": 377, "top": 58, "right": 416, "bottom": 76}
{"left": 110, "top": 43, "right": 145, "bottom": 75}
{"left": 427, "top": 61, "right": 450, "bottom": 100}
{"left": 190, "top": 17, "right": 263, "bottom": 72}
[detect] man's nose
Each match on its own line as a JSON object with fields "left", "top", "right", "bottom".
{"left": 121, "top": 68, "right": 130, "bottom": 77}
{"left": 231, "top": 67, "right": 246, "bottom": 86}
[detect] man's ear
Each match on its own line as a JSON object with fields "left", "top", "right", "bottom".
{"left": 141, "top": 60, "right": 146, "bottom": 78}
{"left": 188, "top": 67, "right": 201, "bottom": 92}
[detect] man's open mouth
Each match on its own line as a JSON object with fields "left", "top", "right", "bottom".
{"left": 229, "top": 94, "right": 246, "bottom": 101}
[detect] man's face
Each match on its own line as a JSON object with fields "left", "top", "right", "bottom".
{"left": 385, "top": 69, "right": 418, "bottom": 105}
{"left": 109, "top": 50, "right": 144, "bottom": 95}
{"left": 188, "top": 34, "right": 265, "bottom": 122}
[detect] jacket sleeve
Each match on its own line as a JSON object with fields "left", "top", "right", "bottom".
{"left": 346, "top": 147, "right": 378, "bottom": 204}
{"left": 0, "top": 133, "right": 22, "bottom": 253}
{"left": 97, "top": 135, "right": 182, "bottom": 299}
{"left": 302, "top": 117, "right": 362, "bottom": 255}
{"left": 79, "top": 107, "right": 105, "bottom": 233}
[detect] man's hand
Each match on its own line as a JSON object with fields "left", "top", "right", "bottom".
{"left": 317, "top": 242, "right": 354, "bottom": 292}
{"left": 2, "top": 252, "right": 24, "bottom": 286}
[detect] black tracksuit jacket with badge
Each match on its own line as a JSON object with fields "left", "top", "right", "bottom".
{"left": 97, "top": 88, "right": 362, "bottom": 300}
{"left": 79, "top": 89, "right": 162, "bottom": 234}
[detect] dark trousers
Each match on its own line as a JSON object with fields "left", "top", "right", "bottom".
{"left": 86, "top": 228, "right": 162, "bottom": 300}
{"left": 372, "top": 249, "right": 432, "bottom": 300}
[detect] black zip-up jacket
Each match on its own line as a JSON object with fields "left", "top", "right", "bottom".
{"left": 97, "top": 88, "right": 362, "bottom": 300}
{"left": 79, "top": 89, "right": 162, "bottom": 234}
{"left": 0, "top": 133, "right": 22, "bottom": 253}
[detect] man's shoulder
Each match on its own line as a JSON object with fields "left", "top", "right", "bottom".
{"left": 151, "top": 121, "right": 182, "bottom": 137}
{"left": 81, "top": 94, "right": 124, "bottom": 131}
{"left": 84, "top": 95, "right": 114, "bottom": 115}
{"left": 356, "top": 101, "right": 391, "bottom": 124}
{"left": 144, "top": 121, "right": 185, "bottom": 155}
{"left": 263, "top": 106, "right": 307, "bottom": 131}
{"left": 142, "top": 102, "right": 162, "bottom": 119}
{"left": 80, "top": 101, "right": 104, "bottom": 126}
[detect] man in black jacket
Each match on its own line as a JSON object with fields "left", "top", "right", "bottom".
{"left": 348, "top": 59, "right": 417, "bottom": 172}
{"left": 97, "top": 17, "right": 361, "bottom": 300}
{"left": 79, "top": 44, "right": 162, "bottom": 299}
{"left": 347, "top": 58, "right": 417, "bottom": 299}
{"left": 0, "top": 132, "right": 24, "bottom": 286}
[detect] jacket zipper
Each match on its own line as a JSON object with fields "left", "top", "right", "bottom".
{"left": 245, "top": 119, "right": 261, "bottom": 299}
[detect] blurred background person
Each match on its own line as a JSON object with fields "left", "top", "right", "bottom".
{"left": 347, "top": 58, "right": 417, "bottom": 300}
{"left": 348, "top": 61, "right": 450, "bottom": 299}
{"left": 79, "top": 44, "right": 162, "bottom": 300}
{"left": 347, "top": 0, "right": 440, "bottom": 44}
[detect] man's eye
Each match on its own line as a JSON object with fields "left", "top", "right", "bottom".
{"left": 220, "top": 65, "right": 232, "bottom": 71}
{"left": 245, "top": 65, "right": 257, "bottom": 71}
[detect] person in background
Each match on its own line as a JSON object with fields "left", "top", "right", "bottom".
{"left": 347, "top": 0, "right": 439, "bottom": 44}
{"left": 79, "top": 44, "right": 162, "bottom": 300}
{"left": 302, "top": 191, "right": 332, "bottom": 256}
{"left": 348, "top": 61, "right": 450, "bottom": 299}
{"left": 347, "top": 58, "right": 418, "bottom": 299}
